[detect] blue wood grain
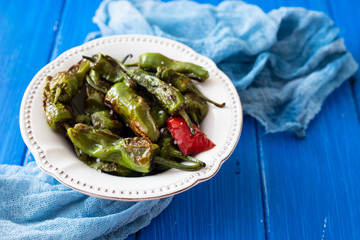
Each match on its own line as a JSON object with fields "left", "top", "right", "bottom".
{"left": 0, "top": 0, "right": 64, "bottom": 165}
{"left": 49, "top": 0, "right": 103, "bottom": 59}
{"left": 326, "top": 0, "right": 360, "bottom": 116}
{"left": 138, "top": 117, "right": 265, "bottom": 239}
{"left": 247, "top": 0, "right": 331, "bottom": 13}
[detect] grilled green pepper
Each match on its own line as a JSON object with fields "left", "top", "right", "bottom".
{"left": 139, "top": 93, "right": 168, "bottom": 128}
{"left": 84, "top": 85, "right": 123, "bottom": 133}
{"left": 86, "top": 69, "right": 113, "bottom": 94}
{"left": 128, "top": 69, "right": 183, "bottom": 114}
{"left": 183, "top": 93, "right": 209, "bottom": 125}
{"left": 150, "top": 103, "right": 168, "bottom": 128}
{"left": 84, "top": 85, "right": 108, "bottom": 114}
{"left": 75, "top": 114, "right": 91, "bottom": 125}
{"left": 68, "top": 124, "right": 206, "bottom": 173}
{"left": 67, "top": 123, "right": 157, "bottom": 173}
{"left": 91, "top": 111, "right": 123, "bottom": 134}
{"left": 137, "top": 52, "right": 209, "bottom": 81}
{"left": 104, "top": 82, "right": 160, "bottom": 142}
{"left": 128, "top": 68, "right": 195, "bottom": 135}
{"left": 43, "top": 78, "right": 74, "bottom": 131}
{"left": 43, "top": 100, "right": 73, "bottom": 131}
{"left": 47, "top": 59, "right": 90, "bottom": 103}
{"left": 157, "top": 67, "right": 225, "bottom": 107}
{"left": 73, "top": 140, "right": 134, "bottom": 176}
{"left": 158, "top": 137, "right": 206, "bottom": 169}
{"left": 85, "top": 159, "right": 135, "bottom": 176}
{"left": 83, "top": 53, "right": 133, "bottom": 85}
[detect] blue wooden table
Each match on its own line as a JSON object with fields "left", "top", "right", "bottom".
{"left": 2, "top": 0, "right": 359, "bottom": 239}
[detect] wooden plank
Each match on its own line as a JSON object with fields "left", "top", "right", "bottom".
{"left": 247, "top": 0, "right": 332, "bottom": 14}
{"left": 245, "top": 0, "right": 282, "bottom": 12}
{"left": 162, "top": 0, "right": 230, "bottom": 5}
{"left": 48, "top": 0, "right": 103, "bottom": 60}
{"left": 138, "top": 117, "right": 265, "bottom": 239}
{"left": 0, "top": 0, "right": 64, "bottom": 165}
{"left": 249, "top": 0, "right": 360, "bottom": 238}
{"left": 326, "top": 0, "right": 360, "bottom": 116}
{"left": 326, "top": 0, "right": 360, "bottom": 65}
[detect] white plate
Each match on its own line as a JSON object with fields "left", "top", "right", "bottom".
{"left": 19, "top": 35, "right": 243, "bottom": 201}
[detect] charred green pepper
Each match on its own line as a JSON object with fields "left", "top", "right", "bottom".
{"left": 137, "top": 53, "right": 209, "bottom": 81}
{"left": 127, "top": 68, "right": 195, "bottom": 135}
{"left": 85, "top": 159, "right": 135, "bottom": 176}
{"left": 75, "top": 114, "right": 91, "bottom": 125}
{"left": 157, "top": 67, "right": 225, "bottom": 108}
{"left": 43, "top": 100, "right": 73, "bottom": 131}
{"left": 47, "top": 59, "right": 90, "bottom": 103}
{"left": 128, "top": 69, "right": 183, "bottom": 114}
{"left": 43, "top": 59, "right": 90, "bottom": 131}
{"left": 86, "top": 69, "right": 113, "bottom": 94}
{"left": 84, "top": 85, "right": 108, "bottom": 114}
{"left": 104, "top": 82, "right": 160, "bottom": 142}
{"left": 84, "top": 85, "right": 123, "bottom": 134}
{"left": 183, "top": 93, "right": 209, "bottom": 125}
{"left": 68, "top": 124, "right": 205, "bottom": 173}
{"left": 140, "top": 93, "right": 168, "bottom": 128}
{"left": 83, "top": 53, "right": 133, "bottom": 85}
{"left": 158, "top": 137, "right": 206, "bottom": 169}
{"left": 67, "top": 123, "right": 157, "bottom": 173}
{"left": 91, "top": 111, "right": 123, "bottom": 134}
{"left": 150, "top": 103, "right": 168, "bottom": 128}
{"left": 43, "top": 77, "right": 74, "bottom": 131}
{"left": 73, "top": 139, "right": 134, "bottom": 176}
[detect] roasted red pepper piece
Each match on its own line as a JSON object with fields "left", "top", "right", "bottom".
{"left": 167, "top": 117, "right": 215, "bottom": 156}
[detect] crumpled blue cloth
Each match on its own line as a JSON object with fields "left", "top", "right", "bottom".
{"left": 0, "top": 162, "right": 172, "bottom": 240}
{"left": 88, "top": 0, "right": 358, "bottom": 137}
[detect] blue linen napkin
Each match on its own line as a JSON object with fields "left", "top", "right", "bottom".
{"left": 88, "top": 0, "right": 358, "bottom": 137}
{"left": 0, "top": 162, "right": 172, "bottom": 240}
{"left": 2, "top": 1, "right": 358, "bottom": 240}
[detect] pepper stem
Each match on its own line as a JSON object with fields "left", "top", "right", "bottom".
{"left": 168, "top": 148, "right": 206, "bottom": 167}
{"left": 189, "top": 84, "right": 225, "bottom": 108}
{"left": 125, "top": 62, "right": 139, "bottom": 67}
{"left": 154, "top": 156, "right": 203, "bottom": 171}
{"left": 82, "top": 55, "right": 96, "bottom": 63}
{"left": 54, "top": 87, "right": 62, "bottom": 103}
{"left": 86, "top": 75, "right": 108, "bottom": 94}
{"left": 63, "top": 123, "right": 71, "bottom": 130}
{"left": 122, "top": 54, "right": 133, "bottom": 63}
{"left": 178, "top": 109, "right": 195, "bottom": 136}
